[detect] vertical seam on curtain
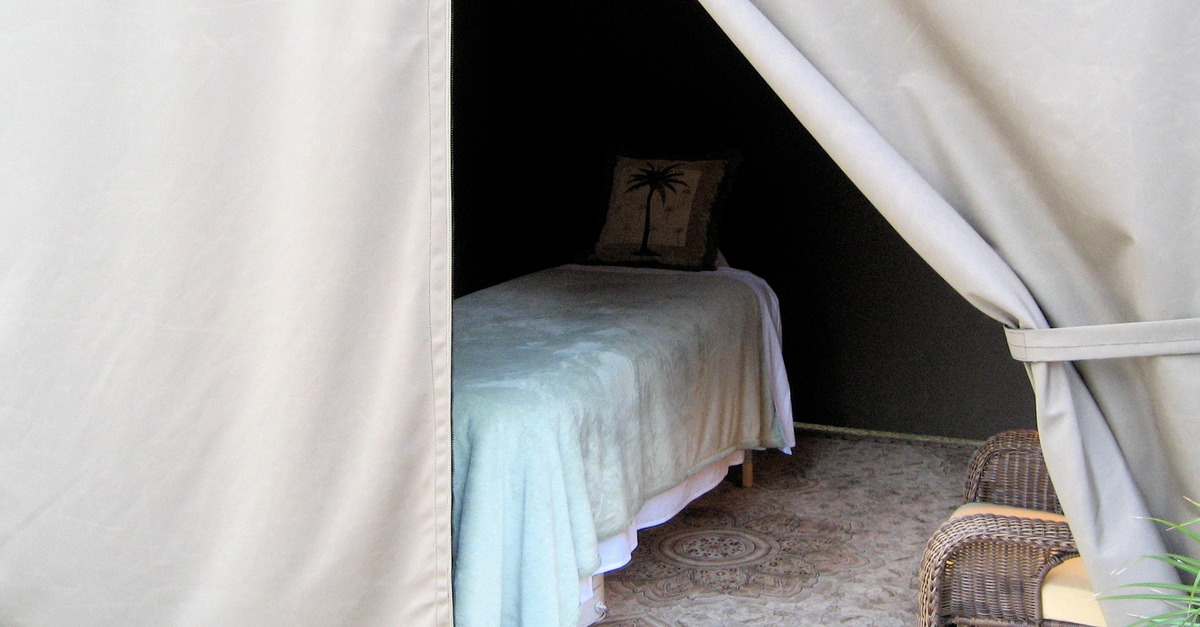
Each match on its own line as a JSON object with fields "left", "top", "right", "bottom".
{"left": 426, "top": 0, "right": 454, "bottom": 622}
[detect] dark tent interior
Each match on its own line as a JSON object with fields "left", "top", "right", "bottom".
{"left": 451, "top": 0, "right": 1035, "bottom": 441}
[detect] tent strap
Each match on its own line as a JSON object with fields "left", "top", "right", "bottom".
{"left": 1006, "top": 318, "right": 1200, "bottom": 362}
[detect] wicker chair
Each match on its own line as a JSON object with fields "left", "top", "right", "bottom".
{"left": 918, "top": 430, "right": 1106, "bottom": 627}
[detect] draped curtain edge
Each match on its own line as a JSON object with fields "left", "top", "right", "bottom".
{"left": 694, "top": 0, "right": 1178, "bottom": 622}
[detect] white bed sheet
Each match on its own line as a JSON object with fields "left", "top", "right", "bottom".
{"left": 454, "top": 262, "right": 794, "bottom": 626}
{"left": 560, "top": 264, "right": 795, "bottom": 454}
{"left": 569, "top": 263, "right": 796, "bottom": 610}
{"left": 580, "top": 450, "right": 747, "bottom": 603}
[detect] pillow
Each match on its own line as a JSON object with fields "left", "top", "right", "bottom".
{"left": 587, "top": 154, "right": 733, "bottom": 271}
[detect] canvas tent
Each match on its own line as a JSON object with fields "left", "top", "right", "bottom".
{"left": 2, "top": 2, "right": 1197, "bottom": 627}
{"left": 1, "top": 2, "right": 452, "bottom": 625}
{"left": 697, "top": 1, "right": 1200, "bottom": 624}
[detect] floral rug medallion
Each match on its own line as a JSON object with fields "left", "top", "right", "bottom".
{"left": 607, "top": 496, "right": 866, "bottom": 606}
{"left": 597, "top": 432, "right": 976, "bottom": 626}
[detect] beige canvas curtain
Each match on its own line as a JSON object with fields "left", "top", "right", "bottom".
{"left": 699, "top": 1, "right": 1200, "bottom": 623}
{"left": 0, "top": 2, "right": 452, "bottom": 625}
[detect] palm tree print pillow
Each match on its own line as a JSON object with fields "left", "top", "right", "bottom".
{"left": 591, "top": 156, "right": 729, "bottom": 271}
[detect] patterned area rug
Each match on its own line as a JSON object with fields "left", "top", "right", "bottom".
{"left": 597, "top": 430, "right": 975, "bottom": 626}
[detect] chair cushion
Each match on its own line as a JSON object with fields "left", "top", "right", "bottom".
{"left": 949, "top": 502, "right": 1106, "bottom": 626}
{"left": 1043, "top": 556, "right": 1107, "bottom": 626}
{"left": 950, "top": 501, "right": 1069, "bottom": 523}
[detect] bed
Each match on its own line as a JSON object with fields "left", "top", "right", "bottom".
{"left": 451, "top": 263, "right": 794, "bottom": 627}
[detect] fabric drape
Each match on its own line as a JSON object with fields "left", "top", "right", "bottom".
{"left": 0, "top": 2, "right": 452, "bottom": 625}
{"left": 699, "top": 1, "right": 1200, "bottom": 623}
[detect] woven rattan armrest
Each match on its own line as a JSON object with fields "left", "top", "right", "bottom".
{"left": 918, "top": 513, "right": 1081, "bottom": 627}
{"left": 964, "top": 429, "right": 1063, "bottom": 514}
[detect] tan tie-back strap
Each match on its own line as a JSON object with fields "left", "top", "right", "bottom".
{"left": 1005, "top": 318, "right": 1200, "bottom": 362}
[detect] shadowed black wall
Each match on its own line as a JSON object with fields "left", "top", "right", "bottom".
{"left": 452, "top": 0, "right": 1035, "bottom": 440}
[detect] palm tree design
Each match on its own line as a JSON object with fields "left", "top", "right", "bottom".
{"left": 625, "top": 161, "right": 690, "bottom": 256}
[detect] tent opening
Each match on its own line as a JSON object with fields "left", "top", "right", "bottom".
{"left": 451, "top": 0, "right": 1035, "bottom": 441}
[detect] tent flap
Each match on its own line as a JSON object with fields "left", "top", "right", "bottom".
{"left": 0, "top": 2, "right": 452, "bottom": 624}
{"left": 699, "top": 0, "right": 1200, "bottom": 623}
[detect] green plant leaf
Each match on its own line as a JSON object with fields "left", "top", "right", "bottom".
{"left": 1145, "top": 516, "right": 1200, "bottom": 546}
{"left": 1128, "top": 608, "right": 1200, "bottom": 627}
{"left": 1116, "top": 604, "right": 1200, "bottom": 626}
{"left": 1100, "top": 501, "right": 1200, "bottom": 625}
{"left": 1139, "top": 553, "right": 1200, "bottom": 577}
{"left": 1104, "top": 586, "right": 1200, "bottom": 595}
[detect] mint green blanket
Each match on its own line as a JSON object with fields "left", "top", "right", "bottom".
{"left": 452, "top": 266, "right": 785, "bottom": 626}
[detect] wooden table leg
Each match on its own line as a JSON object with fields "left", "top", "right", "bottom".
{"left": 732, "top": 450, "right": 754, "bottom": 488}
